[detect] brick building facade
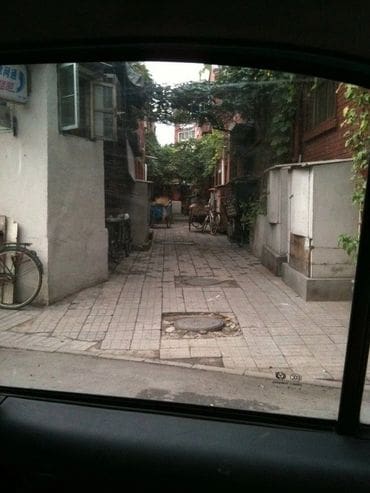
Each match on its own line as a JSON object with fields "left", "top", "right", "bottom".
{"left": 293, "top": 82, "right": 351, "bottom": 162}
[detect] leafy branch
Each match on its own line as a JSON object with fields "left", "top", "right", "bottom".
{"left": 239, "top": 196, "right": 266, "bottom": 227}
{"left": 338, "top": 84, "right": 370, "bottom": 261}
{"left": 142, "top": 65, "right": 304, "bottom": 165}
{"left": 146, "top": 130, "right": 224, "bottom": 192}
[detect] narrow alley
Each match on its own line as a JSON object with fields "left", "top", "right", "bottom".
{"left": 0, "top": 216, "right": 358, "bottom": 388}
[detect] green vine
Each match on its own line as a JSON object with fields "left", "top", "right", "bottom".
{"left": 337, "top": 233, "right": 359, "bottom": 262}
{"left": 239, "top": 196, "right": 266, "bottom": 227}
{"left": 269, "top": 73, "right": 297, "bottom": 162}
{"left": 164, "top": 67, "right": 299, "bottom": 165}
{"left": 338, "top": 84, "right": 370, "bottom": 262}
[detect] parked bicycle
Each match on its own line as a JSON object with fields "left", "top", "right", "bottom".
{"left": 202, "top": 207, "right": 221, "bottom": 235}
{"left": 0, "top": 242, "right": 43, "bottom": 309}
{"left": 189, "top": 204, "right": 220, "bottom": 235}
{"left": 106, "top": 213, "right": 132, "bottom": 264}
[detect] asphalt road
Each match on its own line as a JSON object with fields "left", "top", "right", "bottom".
{"left": 1, "top": 348, "right": 368, "bottom": 421}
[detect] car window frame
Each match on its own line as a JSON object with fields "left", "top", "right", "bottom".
{"left": 0, "top": 40, "right": 370, "bottom": 439}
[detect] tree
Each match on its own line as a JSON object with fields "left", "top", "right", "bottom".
{"left": 166, "top": 66, "right": 303, "bottom": 165}
{"left": 147, "top": 131, "right": 224, "bottom": 194}
{"left": 142, "top": 64, "right": 311, "bottom": 197}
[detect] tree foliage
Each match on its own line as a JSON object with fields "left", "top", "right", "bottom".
{"left": 338, "top": 84, "right": 370, "bottom": 261}
{"left": 142, "top": 65, "right": 305, "bottom": 164}
{"left": 146, "top": 130, "right": 224, "bottom": 191}
{"left": 142, "top": 64, "right": 311, "bottom": 194}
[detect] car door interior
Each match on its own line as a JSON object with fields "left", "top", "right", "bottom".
{"left": 1, "top": 2, "right": 370, "bottom": 491}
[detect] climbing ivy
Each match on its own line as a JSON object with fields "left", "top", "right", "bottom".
{"left": 168, "top": 67, "right": 299, "bottom": 164}
{"left": 239, "top": 196, "right": 266, "bottom": 228}
{"left": 140, "top": 65, "right": 301, "bottom": 165}
{"left": 338, "top": 84, "right": 370, "bottom": 262}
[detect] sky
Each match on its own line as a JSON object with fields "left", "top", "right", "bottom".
{"left": 144, "top": 62, "right": 206, "bottom": 146}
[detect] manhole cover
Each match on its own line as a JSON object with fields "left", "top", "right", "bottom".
{"left": 161, "top": 312, "right": 241, "bottom": 338}
{"left": 174, "top": 316, "right": 225, "bottom": 332}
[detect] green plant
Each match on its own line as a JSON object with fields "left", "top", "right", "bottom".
{"left": 238, "top": 197, "right": 265, "bottom": 227}
{"left": 146, "top": 129, "right": 223, "bottom": 190}
{"left": 338, "top": 84, "right": 370, "bottom": 262}
{"left": 338, "top": 233, "right": 359, "bottom": 262}
{"left": 150, "top": 66, "right": 301, "bottom": 165}
{"left": 342, "top": 85, "right": 370, "bottom": 208}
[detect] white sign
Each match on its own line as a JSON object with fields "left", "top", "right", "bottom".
{"left": 0, "top": 65, "right": 28, "bottom": 103}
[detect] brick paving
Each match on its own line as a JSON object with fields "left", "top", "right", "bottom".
{"left": 0, "top": 216, "right": 366, "bottom": 386}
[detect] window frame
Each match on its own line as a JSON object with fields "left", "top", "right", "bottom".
{"left": 3, "top": 2, "right": 370, "bottom": 489}
{"left": 305, "top": 78, "right": 337, "bottom": 131}
{"left": 0, "top": 29, "right": 370, "bottom": 491}
{"left": 91, "top": 79, "right": 117, "bottom": 141}
{"left": 58, "top": 62, "right": 79, "bottom": 131}
{"left": 2, "top": 43, "right": 370, "bottom": 439}
{"left": 58, "top": 63, "right": 118, "bottom": 141}
{"left": 178, "top": 128, "right": 195, "bottom": 141}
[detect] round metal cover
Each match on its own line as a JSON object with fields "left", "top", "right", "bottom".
{"left": 174, "top": 316, "right": 224, "bottom": 332}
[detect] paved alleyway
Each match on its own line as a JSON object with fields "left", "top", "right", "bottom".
{"left": 0, "top": 217, "right": 362, "bottom": 387}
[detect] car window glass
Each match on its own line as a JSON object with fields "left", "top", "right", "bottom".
{"left": 0, "top": 61, "right": 369, "bottom": 420}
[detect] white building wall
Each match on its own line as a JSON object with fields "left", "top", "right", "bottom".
{"left": 252, "top": 167, "right": 289, "bottom": 274}
{"left": 0, "top": 64, "right": 49, "bottom": 302}
{"left": 287, "top": 160, "right": 357, "bottom": 279}
{"left": 267, "top": 168, "right": 280, "bottom": 224}
{"left": 251, "top": 214, "right": 267, "bottom": 258}
{"left": 266, "top": 167, "right": 289, "bottom": 255}
{"left": 0, "top": 64, "right": 108, "bottom": 305}
{"left": 46, "top": 65, "right": 108, "bottom": 302}
{"left": 289, "top": 168, "right": 311, "bottom": 238}
{"left": 311, "top": 161, "right": 357, "bottom": 278}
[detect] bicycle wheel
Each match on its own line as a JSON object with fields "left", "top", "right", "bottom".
{"left": 201, "top": 215, "right": 210, "bottom": 233}
{"left": 210, "top": 213, "right": 220, "bottom": 235}
{"left": 0, "top": 246, "right": 43, "bottom": 309}
{"left": 191, "top": 216, "right": 205, "bottom": 230}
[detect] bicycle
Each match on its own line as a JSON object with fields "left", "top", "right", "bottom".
{"left": 106, "top": 213, "right": 132, "bottom": 264}
{"left": 201, "top": 208, "right": 221, "bottom": 235}
{"left": 0, "top": 242, "right": 43, "bottom": 309}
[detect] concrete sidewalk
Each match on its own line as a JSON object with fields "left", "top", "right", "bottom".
{"left": 0, "top": 217, "right": 364, "bottom": 388}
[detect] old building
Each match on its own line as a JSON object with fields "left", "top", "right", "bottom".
{"left": 198, "top": 69, "right": 358, "bottom": 300}
{"left": 0, "top": 62, "right": 151, "bottom": 305}
{"left": 253, "top": 80, "right": 358, "bottom": 300}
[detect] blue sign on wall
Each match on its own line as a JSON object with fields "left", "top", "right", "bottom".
{"left": 0, "top": 65, "right": 28, "bottom": 103}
